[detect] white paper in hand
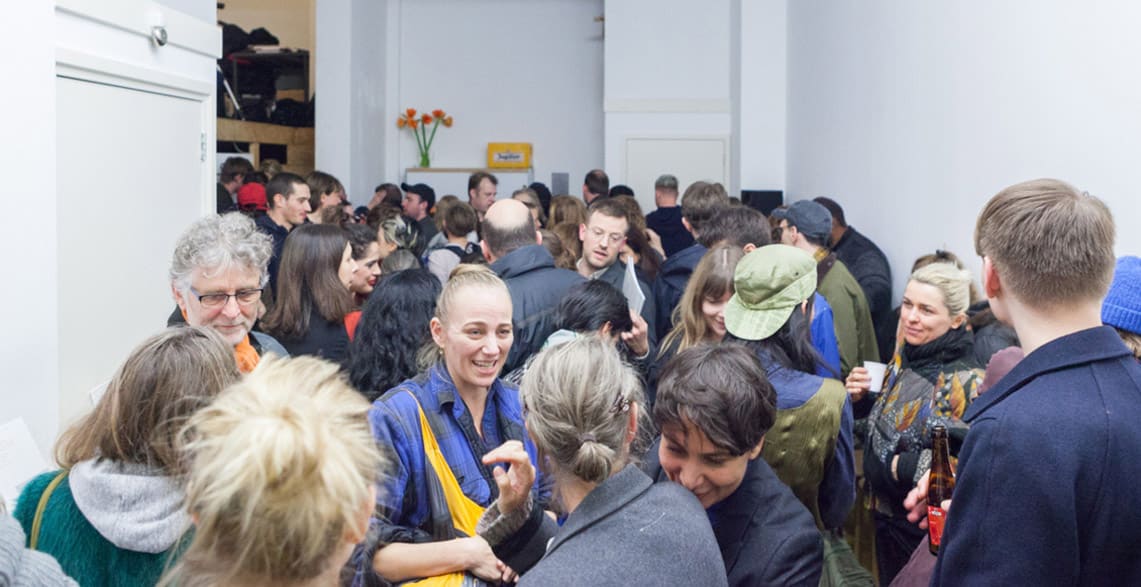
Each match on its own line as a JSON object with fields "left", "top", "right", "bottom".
{"left": 622, "top": 260, "right": 645, "bottom": 316}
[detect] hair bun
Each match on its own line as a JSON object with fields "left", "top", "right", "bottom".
{"left": 571, "top": 438, "right": 616, "bottom": 483}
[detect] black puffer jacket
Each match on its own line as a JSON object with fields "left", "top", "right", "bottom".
{"left": 967, "top": 300, "right": 1019, "bottom": 366}
{"left": 832, "top": 226, "right": 894, "bottom": 360}
{"left": 491, "top": 245, "right": 586, "bottom": 372}
{"left": 864, "top": 327, "right": 983, "bottom": 517}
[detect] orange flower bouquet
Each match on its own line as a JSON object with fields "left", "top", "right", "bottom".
{"left": 397, "top": 108, "right": 453, "bottom": 168}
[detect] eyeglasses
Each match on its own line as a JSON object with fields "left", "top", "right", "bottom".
{"left": 190, "top": 287, "right": 263, "bottom": 308}
{"left": 588, "top": 226, "right": 626, "bottom": 245}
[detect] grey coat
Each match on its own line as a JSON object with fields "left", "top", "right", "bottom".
{"left": 0, "top": 514, "right": 78, "bottom": 586}
{"left": 518, "top": 465, "right": 727, "bottom": 586}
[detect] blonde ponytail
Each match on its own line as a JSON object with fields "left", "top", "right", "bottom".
{"left": 437, "top": 264, "right": 510, "bottom": 327}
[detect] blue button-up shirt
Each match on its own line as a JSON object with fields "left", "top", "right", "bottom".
{"left": 374, "top": 364, "right": 547, "bottom": 537}
{"left": 349, "top": 364, "right": 549, "bottom": 585}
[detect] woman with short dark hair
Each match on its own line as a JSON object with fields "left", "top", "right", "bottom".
{"left": 646, "top": 343, "right": 823, "bottom": 586}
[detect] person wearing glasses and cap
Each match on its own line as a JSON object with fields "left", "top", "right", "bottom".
{"left": 722, "top": 245, "right": 855, "bottom": 535}
{"left": 168, "top": 212, "right": 288, "bottom": 373}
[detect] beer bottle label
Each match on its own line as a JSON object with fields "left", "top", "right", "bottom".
{"left": 928, "top": 505, "right": 947, "bottom": 549}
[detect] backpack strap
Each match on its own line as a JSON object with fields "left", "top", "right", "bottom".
{"left": 444, "top": 244, "right": 467, "bottom": 260}
{"left": 29, "top": 470, "right": 68, "bottom": 550}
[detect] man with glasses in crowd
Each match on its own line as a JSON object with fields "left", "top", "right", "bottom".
{"left": 168, "top": 212, "right": 288, "bottom": 373}
{"left": 576, "top": 198, "right": 658, "bottom": 345}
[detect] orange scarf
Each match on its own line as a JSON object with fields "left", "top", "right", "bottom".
{"left": 180, "top": 309, "right": 259, "bottom": 373}
{"left": 233, "top": 336, "right": 260, "bottom": 373}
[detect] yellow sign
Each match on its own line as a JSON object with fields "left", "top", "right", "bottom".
{"left": 487, "top": 142, "right": 532, "bottom": 169}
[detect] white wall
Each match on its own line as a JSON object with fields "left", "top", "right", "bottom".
{"left": 315, "top": 0, "right": 392, "bottom": 205}
{"left": 347, "top": 0, "right": 388, "bottom": 204}
{"left": 56, "top": 76, "right": 208, "bottom": 430}
{"left": 734, "top": 0, "right": 785, "bottom": 194}
{"left": 0, "top": 1, "right": 58, "bottom": 455}
{"left": 315, "top": 0, "right": 354, "bottom": 195}
{"left": 317, "top": 0, "right": 603, "bottom": 202}
{"left": 397, "top": 0, "right": 604, "bottom": 195}
{"left": 604, "top": 0, "right": 730, "bottom": 211}
{"left": 786, "top": 1, "right": 1141, "bottom": 301}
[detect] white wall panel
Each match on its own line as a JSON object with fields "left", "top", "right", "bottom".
{"left": 787, "top": 1, "right": 1141, "bottom": 301}
{"left": 397, "top": 0, "right": 604, "bottom": 193}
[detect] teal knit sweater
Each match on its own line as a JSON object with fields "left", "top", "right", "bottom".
{"left": 14, "top": 470, "right": 186, "bottom": 587}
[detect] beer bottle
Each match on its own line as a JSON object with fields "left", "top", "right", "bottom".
{"left": 927, "top": 424, "right": 955, "bottom": 555}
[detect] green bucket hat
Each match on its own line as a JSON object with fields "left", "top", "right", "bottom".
{"left": 724, "top": 244, "right": 818, "bottom": 341}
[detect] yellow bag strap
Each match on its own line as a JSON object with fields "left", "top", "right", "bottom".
{"left": 29, "top": 470, "right": 68, "bottom": 550}
{"left": 403, "top": 391, "right": 485, "bottom": 537}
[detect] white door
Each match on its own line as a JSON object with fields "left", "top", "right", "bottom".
{"left": 624, "top": 136, "right": 729, "bottom": 207}
{"left": 53, "top": 0, "right": 218, "bottom": 428}
{"left": 55, "top": 77, "right": 208, "bottom": 426}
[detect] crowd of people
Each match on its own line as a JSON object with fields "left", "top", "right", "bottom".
{"left": 6, "top": 166, "right": 1141, "bottom": 587}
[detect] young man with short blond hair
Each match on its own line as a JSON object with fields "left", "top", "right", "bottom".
{"left": 577, "top": 198, "right": 657, "bottom": 345}
{"left": 913, "top": 178, "right": 1141, "bottom": 585}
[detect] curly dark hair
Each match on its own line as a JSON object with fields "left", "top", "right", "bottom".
{"left": 345, "top": 268, "right": 441, "bottom": 401}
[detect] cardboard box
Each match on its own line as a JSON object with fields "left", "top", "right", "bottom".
{"left": 488, "top": 142, "right": 532, "bottom": 169}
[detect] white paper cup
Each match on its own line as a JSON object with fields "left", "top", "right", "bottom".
{"left": 864, "top": 361, "right": 887, "bottom": 393}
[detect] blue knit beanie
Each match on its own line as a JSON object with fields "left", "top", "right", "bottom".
{"left": 1102, "top": 256, "right": 1141, "bottom": 335}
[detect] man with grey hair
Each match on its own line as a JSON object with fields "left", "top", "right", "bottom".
{"left": 645, "top": 174, "right": 692, "bottom": 257}
{"left": 167, "top": 212, "right": 287, "bottom": 371}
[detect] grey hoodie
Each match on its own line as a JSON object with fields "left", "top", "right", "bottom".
{"left": 68, "top": 460, "right": 187, "bottom": 554}
{"left": 0, "top": 514, "right": 78, "bottom": 586}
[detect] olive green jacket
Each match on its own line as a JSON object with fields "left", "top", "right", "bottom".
{"left": 818, "top": 258, "right": 880, "bottom": 378}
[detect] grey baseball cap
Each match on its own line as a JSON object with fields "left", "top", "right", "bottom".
{"left": 771, "top": 200, "right": 833, "bottom": 242}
